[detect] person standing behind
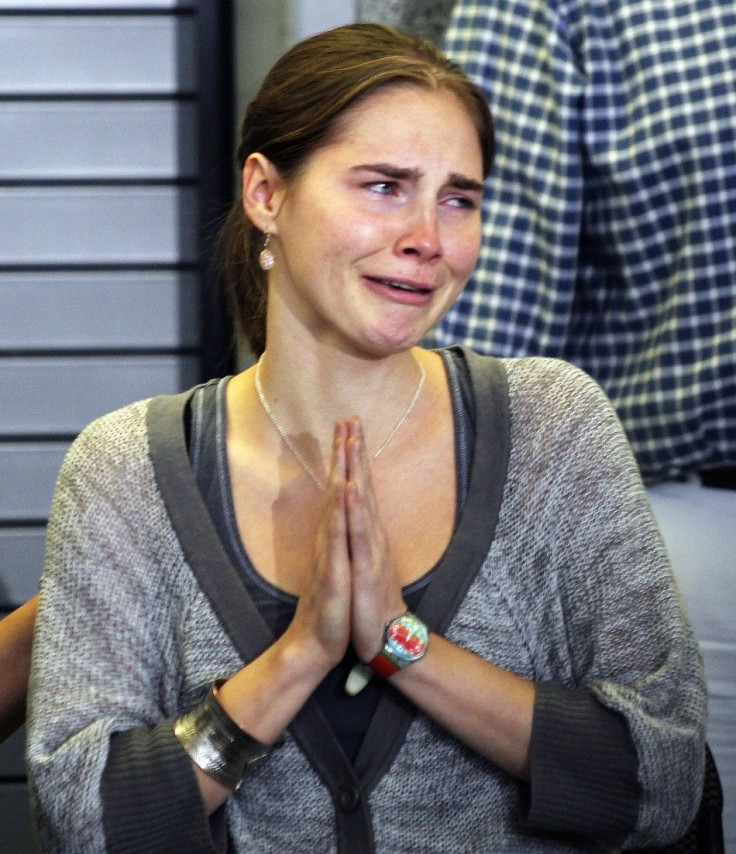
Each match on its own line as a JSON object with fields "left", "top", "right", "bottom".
{"left": 423, "top": 0, "right": 736, "bottom": 846}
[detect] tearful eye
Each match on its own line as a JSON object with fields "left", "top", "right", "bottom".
{"left": 445, "top": 195, "right": 478, "bottom": 210}
{"left": 368, "top": 181, "right": 399, "bottom": 195}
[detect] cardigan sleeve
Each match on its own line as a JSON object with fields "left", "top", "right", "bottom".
{"left": 101, "top": 722, "right": 227, "bottom": 853}
{"left": 26, "top": 402, "right": 225, "bottom": 853}
{"left": 502, "top": 359, "right": 707, "bottom": 847}
{"left": 528, "top": 683, "right": 639, "bottom": 842}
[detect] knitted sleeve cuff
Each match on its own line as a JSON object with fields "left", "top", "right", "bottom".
{"left": 101, "top": 720, "right": 227, "bottom": 854}
{"left": 526, "top": 682, "right": 640, "bottom": 843}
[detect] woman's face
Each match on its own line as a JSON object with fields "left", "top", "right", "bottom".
{"left": 267, "top": 84, "right": 485, "bottom": 356}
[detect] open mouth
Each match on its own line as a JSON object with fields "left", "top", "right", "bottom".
{"left": 370, "top": 277, "right": 432, "bottom": 294}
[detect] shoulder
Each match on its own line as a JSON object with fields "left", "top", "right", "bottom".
{"left": 437, "top": 346, "right": 614, "bottom": 418}
{"left": 75, "top": 396, "right": 150, "bottom": 442}
{"left": 64, "top": 385, "right": 196, "bottom": 465}
{"left": 496, "top": 356, "right": 638, "bottom": 470}
{"left": 55, "top": 387, "right": 194, "bottom": 498}
{"left": 60, "top": 398, "right": 151, "bottom": 479}
{"left": 499, "top": 354, "right": 596, "bottom": 387}
{"left": 497, "top": 359, "right": 647, "bottom": 508}
{"left": 452, "top": 349, "right": 609, "bottom": 411}
{"left": 44, "top": 394, "right": 196, "bottom": 594}
{"left": 499, "top": 355, "right": 616, "bottom": 421}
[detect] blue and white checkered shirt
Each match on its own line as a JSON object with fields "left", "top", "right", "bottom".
{"left": 429, "top": 0, "right": 736, "bottom": 481}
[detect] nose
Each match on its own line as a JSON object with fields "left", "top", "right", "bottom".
{"left": 395, "top": 206, "right": 442, "bottom": 261}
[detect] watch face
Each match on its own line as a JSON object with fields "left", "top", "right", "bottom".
{"left": 386, "top": 613, "right": 429, "bottom": 662}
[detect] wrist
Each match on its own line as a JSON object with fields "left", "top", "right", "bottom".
{"left": 215, "top": 631, "right": 332, "bottom": 744}
{"left": 367, "top": 611, "right": 429, "bottom": 678}
{"left": 174, "top": 681, "right": 272, "bottom": 791}
{"left": 279, "top": 621, "right": 344, "bottom": 678}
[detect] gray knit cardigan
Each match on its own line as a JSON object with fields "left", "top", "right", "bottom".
{"left": 27, "top": 354, "right": 706, "bottom": 852}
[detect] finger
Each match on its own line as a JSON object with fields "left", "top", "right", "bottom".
{"left": 299, "top": 474, "right": 351, "bottom": 664}
{"left": 344, "top": 420, "right": 388, "bottom": 572}
{"left": 345, "top": 419, "right": 380, "bottom": 518}
{"left": 346, "top": 478, "right": 372, "bottom": 569}
{"left": 346, "top": 417, "right": 368, "bottom": 476}
{"left": 325, "top": 479, "right": 349, "bottom": 572}
{"left": 325, "top": 419, "right": 348, "bottom": 495}
{"left": 346, "top": 478, "right": 391, "bottom": 591}
{"left": 313, "top": 477, "right": 350, "bottom": 611}
{"left": 346, "top": 480, "right": 404, "bottom": 661}
{"left": 320, "top": 426, "right": 348, "bottom": 558}
{"left": 316, "top": 424, "right": 348, "bottom": 568}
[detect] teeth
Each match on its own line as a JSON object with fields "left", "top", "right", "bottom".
{"left": 384, "top": 279, "right": 419, "bottom": 292}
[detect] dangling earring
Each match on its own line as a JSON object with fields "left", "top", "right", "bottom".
{"left": 258, "top": 233, "right": 275, "bottom": 271}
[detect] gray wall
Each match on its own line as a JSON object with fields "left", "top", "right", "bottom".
{"left": 0, "top": 2, "right": 202, "bottom": 611}
{"left": 0, "top": 1, "right": 206, "bottom": 848}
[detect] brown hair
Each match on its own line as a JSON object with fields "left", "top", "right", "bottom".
{"left": 220, "top": 23, "right": 494, "bottom": 357}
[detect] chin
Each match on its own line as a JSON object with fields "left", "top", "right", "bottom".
{"left": 366, "top": 314, "right": 434, "bottom": 352}
{"left": 324, "top": 314, "right": 430, "bottom": 359}
{"left": 364, "top": 328, "right": 424, "bottom": 357}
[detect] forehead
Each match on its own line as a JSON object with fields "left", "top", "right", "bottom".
{"left": 318, "top": 84, "right": 484, "bottom": 174}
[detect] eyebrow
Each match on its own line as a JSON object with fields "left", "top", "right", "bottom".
{"left": 353, "top": 163, "right": 484, "bottom": 194}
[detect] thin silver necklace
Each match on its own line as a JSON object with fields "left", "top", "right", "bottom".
{"left": 254, "top": 353, "right": 426, "bottom": 491}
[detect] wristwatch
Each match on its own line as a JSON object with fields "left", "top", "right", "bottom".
{"left": 369, "top": 611, "right": 429, "bottom": 678}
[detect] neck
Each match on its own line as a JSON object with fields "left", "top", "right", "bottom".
{"left": 254, "top": 344, "right": 426, "bottom": 464}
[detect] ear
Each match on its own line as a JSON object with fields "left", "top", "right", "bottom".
{"left": 241, "top": 153, "right": 287, "bottom": 233}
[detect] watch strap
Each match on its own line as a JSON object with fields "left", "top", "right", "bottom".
{"left": 369, "top": 650, "right": 402, "bottom": 678}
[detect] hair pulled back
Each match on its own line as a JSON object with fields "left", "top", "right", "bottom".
{"left": 220, "top": 23, "right": 494, "bottom": 357}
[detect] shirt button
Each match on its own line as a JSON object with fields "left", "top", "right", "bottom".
{"left": 337, "top": 784, "right": 361, "bottom": 812}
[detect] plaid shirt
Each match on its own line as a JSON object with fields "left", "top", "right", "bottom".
{"left": 429, "top": 0, "right": 736, "bottom": 480}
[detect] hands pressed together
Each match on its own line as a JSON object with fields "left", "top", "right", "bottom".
{"left": 201, "top": 416, "right": 412, "bottom": 810}
{"left": 208, "top": 415, "right": 533, "bottom": 814}
{"left": 294, "top": 416, "right": 407, "bottom": 671}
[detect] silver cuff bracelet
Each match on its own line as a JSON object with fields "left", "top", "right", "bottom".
{"left": 174, "top": 681, "right": 271, "bottom": 791}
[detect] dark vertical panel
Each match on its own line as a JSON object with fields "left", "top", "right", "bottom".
{"left": 197, "top": 0, "right": 235, "bottom": 380}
